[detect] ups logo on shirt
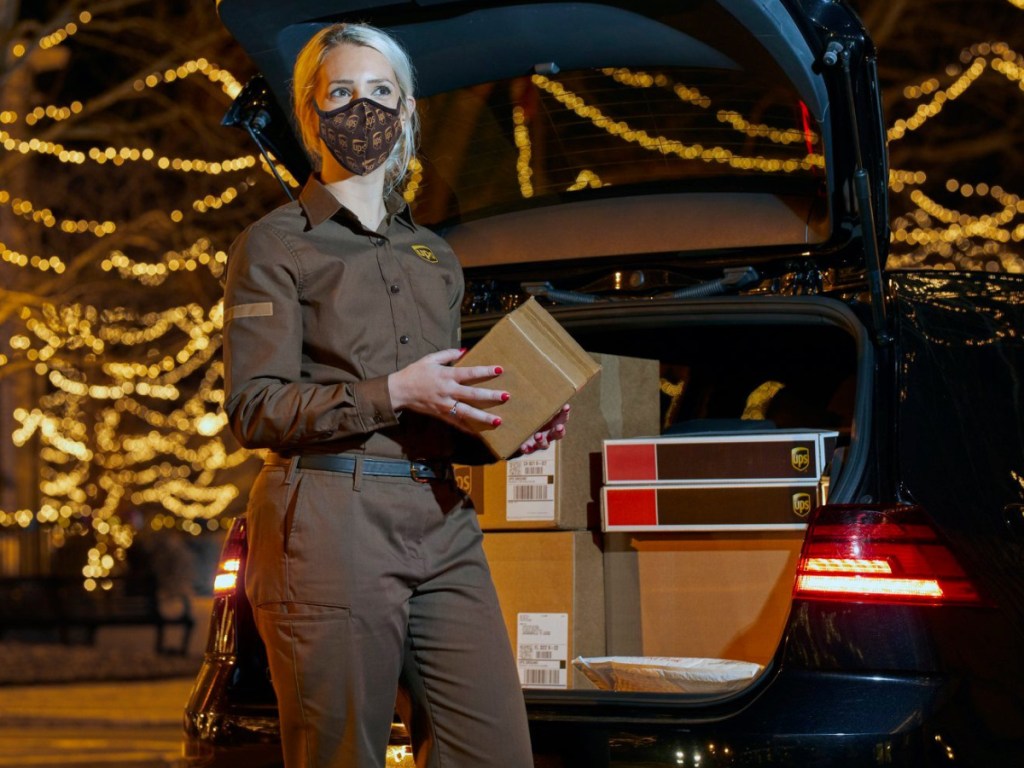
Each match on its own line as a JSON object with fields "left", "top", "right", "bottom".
{"left": 412, "top": 244, "right": 438, "bottom": 263}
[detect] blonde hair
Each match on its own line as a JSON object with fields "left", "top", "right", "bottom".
{"left": 292, "top": 23, "right": 419, "bottom": 194}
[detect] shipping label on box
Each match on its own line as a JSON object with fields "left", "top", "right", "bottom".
{"left": 517, "top": 612, "right": 569, "bottom": 688}
{"left": 604, "top": 430, "right": 839, "bottom": 485}
{"left": 602, "top": 480, "right": 823, "bottom": 532}
{"left": 506, "top": 453, "right": 557, "bottom": 521}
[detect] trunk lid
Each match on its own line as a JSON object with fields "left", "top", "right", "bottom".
{"left": 217, "top": 0, "right": 891, "bottom": 332}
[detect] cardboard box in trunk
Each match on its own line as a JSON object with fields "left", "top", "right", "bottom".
{"left": 456, "top": 352, "right": 660, "bottom": 530}
{"left": 601, "top": 480, "right": 824, "bottom": 532}
{"left": 483, "top": 530, "right": 605, "bottom": 689}
{"left": 603, "top": 430, "right": 839, "bottom": 484}
{"left": 604, "top": 531, "right": 805, "bottom": 666}
{"left": 455, "top": 297, "right": 601, "bottom": 459}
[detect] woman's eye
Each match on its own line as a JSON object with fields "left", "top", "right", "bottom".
{"left": 374, "top": 85, "right": 393, "bottom": 97}
{"left": 329, "top": 87, "right": 350, "bottom": 99}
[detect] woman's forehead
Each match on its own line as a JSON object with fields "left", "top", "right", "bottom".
{"left": 318, "top": 43, "right": 396, "bottom": 86}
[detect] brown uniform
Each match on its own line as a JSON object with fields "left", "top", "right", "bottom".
{"left": 223, "top": 177, "right": 532, "bottom": 768}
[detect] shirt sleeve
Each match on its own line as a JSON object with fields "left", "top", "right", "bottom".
{"left": 222, "top": 221, "right": 400, "bottom": 451}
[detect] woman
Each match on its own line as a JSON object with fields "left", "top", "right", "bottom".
{"left": 222, "top": 21, "right": 569, "bottom": 768}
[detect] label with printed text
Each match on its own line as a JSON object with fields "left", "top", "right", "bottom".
{"left": 517, "top": 612, "right": 568, "bottom": 688}
{"left": 505, "top": 452, "right": 557, "bottom": 521}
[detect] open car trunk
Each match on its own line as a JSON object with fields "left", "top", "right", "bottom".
{"left": 458, "top": 294, "right": 869, "bottom": 697}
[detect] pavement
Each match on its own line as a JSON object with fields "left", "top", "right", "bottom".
{"left": 0, "top": 677, "right": 195, "bottom": 728}
{"left": 0, "top": 599, "right": 212, "bottom": 767}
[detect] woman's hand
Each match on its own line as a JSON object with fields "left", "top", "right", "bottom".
{"left": 518, "top": 403, "right": 571, "bottom": 455}
{"left": 388, "top": 348, "right": 508, "bottom": 431}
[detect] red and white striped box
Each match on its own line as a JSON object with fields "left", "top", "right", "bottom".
{"left": 603, "top": 430, "right": 838, "bottom": 486}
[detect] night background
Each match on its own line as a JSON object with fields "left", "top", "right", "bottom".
{"left": 0, "top": 0, "right": 1021, "bottom": 582}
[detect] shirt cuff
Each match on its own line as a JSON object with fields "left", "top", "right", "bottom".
{"left": 352, "top": 376, "right": 400, "bottom": 432}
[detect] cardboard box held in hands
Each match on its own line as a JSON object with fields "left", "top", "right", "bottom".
{"left": 455, "top": 297, "right": 601, "bottom": 459}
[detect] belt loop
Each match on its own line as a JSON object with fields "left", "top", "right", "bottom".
{"left": 284, "top": 456, "right": 300, "bottom": 485}
{"left": 352, "top": 454, "right": 364, "bottom": 492}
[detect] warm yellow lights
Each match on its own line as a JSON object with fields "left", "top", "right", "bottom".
{"left": 402, "top": 157, "right": 424, "bottom": 203}
{"left": 512, "top": 105, "right": 534, "bottom": 198}
{"left": 567, "top": 170, "right": 606, "bottom": 191}
{"left": 531, "top": 73, "right": 823, "bottom": 174}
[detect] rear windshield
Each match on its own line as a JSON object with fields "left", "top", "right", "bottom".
{"left": 408, "top": 60, "right": 824, "bottom": 228}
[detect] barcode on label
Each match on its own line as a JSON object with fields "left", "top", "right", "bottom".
{"left": 522, "top": 668, "right": 562, "bottom": 686}
{"left": 510, "top": 484, "right": 553, "bottom": 501}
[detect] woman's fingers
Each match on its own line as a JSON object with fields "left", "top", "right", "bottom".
{"left": 447, "top": 399, "right": 503, "bottom": 428}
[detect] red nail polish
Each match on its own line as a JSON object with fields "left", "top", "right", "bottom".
{"left": 501, "top": 392, "right": 510, "bottom": 402}
{"left": 494, "top": 366, "right": 503, "bottom": 375}
{"left": 459, "top": 348, "right": 468, "bottom": 357}
{"left": 492, "top": 417, "right": 502, "bottom": 427}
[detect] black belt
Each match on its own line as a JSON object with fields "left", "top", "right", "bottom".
{"left": 269, "top": 453, "right": 451, "bottom": 482}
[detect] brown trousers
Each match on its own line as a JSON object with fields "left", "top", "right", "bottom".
{"left": 245, "top": 462, "right": 533, "bottom": 768}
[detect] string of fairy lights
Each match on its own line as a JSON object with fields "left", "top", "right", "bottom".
{"left": 0, "top": 5, "right": 1021, "bottom": 583}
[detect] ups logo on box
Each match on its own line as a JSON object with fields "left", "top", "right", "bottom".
{"left": 791, "top": 446, "right": 811, "bottom": 472}
{"left": 792, "top": 492, "right": 813, "bottom": 518}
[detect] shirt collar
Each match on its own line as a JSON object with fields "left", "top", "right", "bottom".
{"left": 299, "top": 175, "right": 416, "bottom": 232}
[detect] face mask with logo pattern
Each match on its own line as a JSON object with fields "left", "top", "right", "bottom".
{"left": 316, "top": 97, "right": 403, "bottom": 176}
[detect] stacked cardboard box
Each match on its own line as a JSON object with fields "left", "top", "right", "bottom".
{"left": 462, "top": 352, "right": 661, "bottom": 688}
{"left": 483, "top": 530, "right": 604, "bottom": 689}
{"left": 600, "top": 430, "right": 839, "bottom": 666}
{"left": 603, "top": 530, "right": 806, "bottom": 665}
{"left": 457, "top": 353, "right": 660, "bottom": 530}
{"left": 601, "top": 430, "right": 838, "bottom": 532}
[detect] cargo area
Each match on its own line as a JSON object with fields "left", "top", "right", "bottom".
{"left": 461, "top": 299, "right": 865, "bottom": 696}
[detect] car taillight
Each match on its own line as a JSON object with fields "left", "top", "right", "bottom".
{"left": 213, "top": 518, "right": 247, "bottom": 596}
{"left": 794, "top": 504, "right": 983, "bottom": 605}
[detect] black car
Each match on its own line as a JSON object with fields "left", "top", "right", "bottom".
{"left": 184, "top": 1, "right": 1024, "bottom": 766}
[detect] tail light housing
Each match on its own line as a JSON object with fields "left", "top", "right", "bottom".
{"left": 794, "top": 504, "right": 984, "bottom": 606}
{"left": 213, "top": 517, "right": 248, "bottom": 596}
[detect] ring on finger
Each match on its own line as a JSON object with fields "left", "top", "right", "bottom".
{"left": 449, "top": 400, "right": 460, "bottom": 417}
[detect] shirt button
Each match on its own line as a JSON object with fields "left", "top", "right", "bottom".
{"left": 399, "top": 335, "right": 410, "bottom": 344}
{"left": 373, "top": 237, "right": 385, "bottom": 246}
{"left": 390, "top": 284, "right": 400, "bottom": 294}
{"left": 373, "top": 412, "right": 384, "bottom": 423}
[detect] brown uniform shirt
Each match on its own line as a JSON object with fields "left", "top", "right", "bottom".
{"left": 223, "top": 176, "right": 489, "bottom": 463}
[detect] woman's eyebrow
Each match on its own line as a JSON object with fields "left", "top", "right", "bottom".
{"left": 327, "top": 77, "right": 394, "bottom": 86}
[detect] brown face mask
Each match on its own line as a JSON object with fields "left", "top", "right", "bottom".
{"left": 316, "top": 98, "right": 403, "bottom": 176}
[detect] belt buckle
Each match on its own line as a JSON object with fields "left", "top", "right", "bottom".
{"left": 409, "top": 462, "right": 431, "bottom": 483}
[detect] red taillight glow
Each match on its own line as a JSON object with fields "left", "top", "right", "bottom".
{"left": 794, "top": 505, "right": 983, "bottom": 605}
{"left": 213, "top": 557, "right": 241, "bottom": 594}
{"left": 212, "top": 518, "right": 247, "bottom": 596}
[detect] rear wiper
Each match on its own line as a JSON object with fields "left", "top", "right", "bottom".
{"left": 523, "top": 266, "right": 759, "bottom": 305}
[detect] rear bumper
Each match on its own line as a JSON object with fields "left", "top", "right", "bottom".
{"left": 183, "top": 659, "right": 1024, "bottom": 767}
{"left": 529, "top": 667, "right": 1024, "bottom": 767}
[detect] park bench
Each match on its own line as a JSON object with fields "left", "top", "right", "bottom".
{"left": 0, "top": 575, "right": 194, "bottom": 655}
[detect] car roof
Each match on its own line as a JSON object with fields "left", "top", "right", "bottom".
{"left": 217, "top": 0, "right": 828, "bottom": 124}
